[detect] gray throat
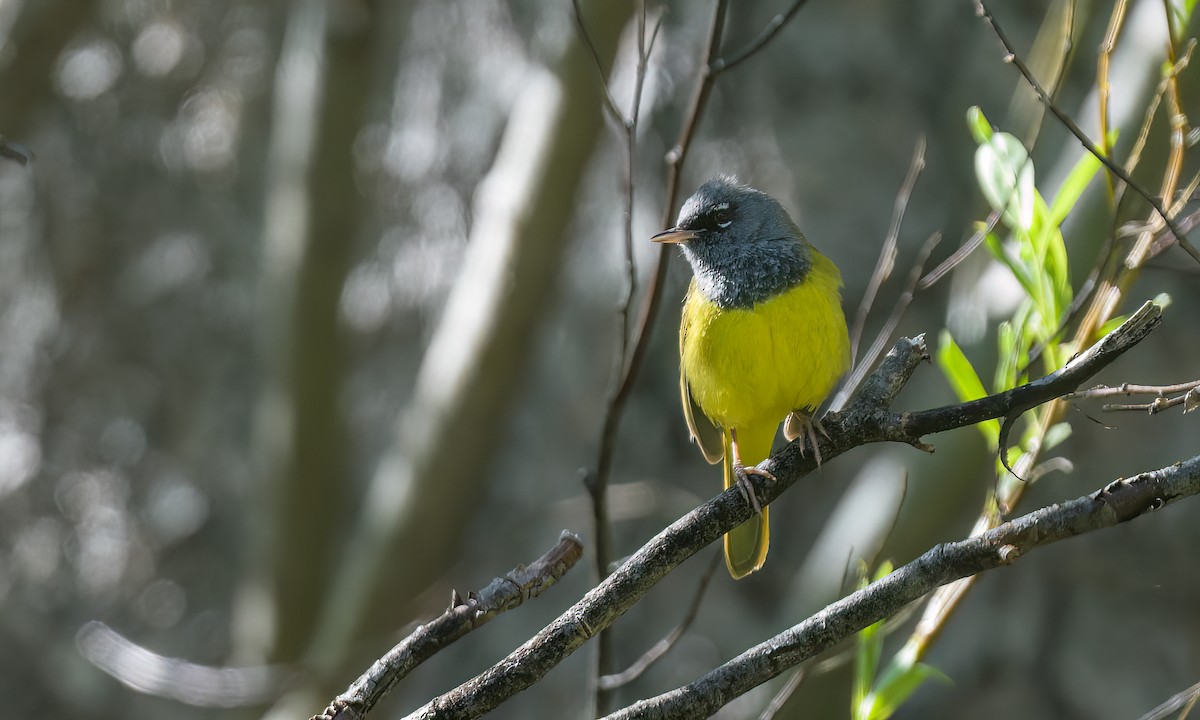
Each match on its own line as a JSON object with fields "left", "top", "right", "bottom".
{"left": 683, "top": 241, "right": 811, "bottom": 310}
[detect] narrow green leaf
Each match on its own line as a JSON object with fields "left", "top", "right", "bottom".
{"left": 852, "top": 560, "right": 895, "bottom": 720}
{"left": 994, "top": 321, "right": 1018, "bottom": 393}
{"left": 1096, "top": 313, "right": 1130, "bottom": 338}
{"left": 853, "top": 620, "right": 883, "bottom": 720}
{"left": 866, "top": 662, "right": 952, "bottom": 719}
{"left": 967, "top": 106, "right": 993, "bottom": 145}
{"left": 937, "top": 330, "right": 1000, "bottom": 449}
{"left": 1048, "top": 150, "right": 1103, "bottom": 226}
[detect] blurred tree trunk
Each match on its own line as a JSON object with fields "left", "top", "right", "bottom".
{"left": 246, "top": 0, "right": 385, "bottom": 665}
{"left": 292, "top": 0, "right": 633, "bottom": 695}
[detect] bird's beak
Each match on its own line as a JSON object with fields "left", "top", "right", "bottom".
{"left": 651, "top": 228, "right": 697, "bottom": 244}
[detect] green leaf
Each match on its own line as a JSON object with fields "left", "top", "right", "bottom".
{"left": 994, "top": 321, "right": 1018, "bottom": 393}
{"left": 967, "top": 106, "right": 993, "bottom": 145}
{"left": 865, "top": 661, "right": 951, "bottom": 720}
{"left": 854, "top": 622, "right": 883, "bottom": 720}
{"left": 1048, "top": 150, "right": 1103, "bottom": 227}
{"left": 976, "top": 132, "right": 1035, "bottom": 232}
{"left": 937, "top": 330, "right": 1000, "bottom": 450}
{"left": 1168, "top": 0, "right": 1196, "bottom": 41}
{"left": 1096, "top": 313, "right": 1130, "bottom": 338}
{"left": 983, "top": 231, "right": 1038, "bottom": 302}
{"left": 1043, "top": 422, "right": 1072, "bottom": 451}
{"left": 1028, "top": 197, "right": 1071, "bottom": 318}
{"left": 852, "top": 560, "right": 894, "bottom": 719}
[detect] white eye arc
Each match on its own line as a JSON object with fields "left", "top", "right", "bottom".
{"left": 713, "top": 204, "right": 732, "bottom": 228}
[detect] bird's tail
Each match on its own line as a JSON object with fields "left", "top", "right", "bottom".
{"left": 722, "top": 426, "right": 774, "bottom": 579}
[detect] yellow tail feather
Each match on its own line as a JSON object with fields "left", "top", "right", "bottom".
{"left": 721, "top": 426, "right": 774, "bottom": 579}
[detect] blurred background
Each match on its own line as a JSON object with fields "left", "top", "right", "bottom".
{"left": 1, "top": 0, "right": 1198, "bottom": 718}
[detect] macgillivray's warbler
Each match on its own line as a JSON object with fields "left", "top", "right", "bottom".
{"left": 653, "top": 176, "right": 851, "bottom": 579}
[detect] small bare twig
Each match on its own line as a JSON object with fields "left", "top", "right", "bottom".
{"left": 1068, "top": 379, "right": 1200, "bottom": 399}
{"left": 1069, "top": 379, "right": 1200, "bottom": 415}
{"left": 975, "top": 0, "right": 1200, "bottom": 266}
{"left": 1097, "top": 0, "right": 1129, "bottom": 198}
{"left": 714, "top": 0, "right": 813, "bottom": 73}
{"left": 1137, "top": 678, "right": 1200, "bottom": 720}
{"left": 849, "top": 137, "right": 927, "bottom": 362}
{"left": 758, "top": 666, "right": 807, "bottom": 720}
{"left": 1102, "top": 394, "right": 1199, "bottom": 414}
{"left": 572, "top": 0, "right": 625, "bottom": 128}
{"left": 573, "top": 2, "right": 664, "bottom": 710}
{"left": 314, "top": 532, "right": 584, "bottom": 720}
{"left": 918, "top": 210, "right": 1000, "bottom": 290}
{"left": 598, "top": 550, "right": 722, "bottom": 691}
{"left": 831, "top": 231, "right": 941, "bottom": 412}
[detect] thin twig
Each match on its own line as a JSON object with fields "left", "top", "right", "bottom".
{"left": 976, "top": 0, "right": 1200, "bottom": 266}
{"left": 1158, "top": 0, "right": 1188, "bottom": 252}
{"left": 714, "top": 0, "right": 812, "bottom": 73}
{"left": 758, "top": 666, "right": 807, "bottom": 720}
{"left": 588, "top": 2, "right": 732, "bottom": 713}
{"left": 831, "top": 232, "right": 941, "bottom": 412}
{"left": 571, "top": 0, "right": 625, "bottom": 127}
{"left": 579, "top": 1, "right": 661, "bottom": 712}
{"left": 1068, "top": 379, "right": 1200, "bottom": 399}
{"left": 1101, "top": 391, "right": 1199, "bottom": 414}
{"left": 1115, "top": 39, "right": 1195, "bottom": 210}
{"left": 314, "top": 532, "right": 584, "bottom": 720}
{"left": 849, "top": 137, "right": 926, "bottom": 362}
{"left": 598, "top": 550, "right": 723, "bottom": 691}
{"left": 1136, "top": 678, "right": 1200, "bottom": 720}
{"left": 1097, "top": 0, "right": 1129, "bottom": 199}
{"left": 918, "top": 210, "right": 1001, "bottom": 290}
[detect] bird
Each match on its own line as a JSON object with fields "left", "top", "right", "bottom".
{"left": 652, "top": 176, "right": 851, "bottom": 579}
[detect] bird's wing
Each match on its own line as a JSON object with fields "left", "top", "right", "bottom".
{"left": 680, "top": 315, "right": 723, "bottom": 464}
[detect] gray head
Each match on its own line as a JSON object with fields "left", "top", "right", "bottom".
{"left": 651, "top": 176, "right": 812, "bottom": 309}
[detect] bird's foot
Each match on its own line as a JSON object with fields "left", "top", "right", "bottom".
{"left": 732, "top": 463, "right": 775, "bottom": 516}
{"left": 790, "top": 414, "right": 826, "bottom": 467}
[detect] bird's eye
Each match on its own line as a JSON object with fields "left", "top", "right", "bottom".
{"left": 713, "top": 208, "right": 732, "bottom": 228}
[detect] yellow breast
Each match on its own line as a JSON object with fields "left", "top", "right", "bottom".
{"left": 680, "top": 251, "right": 850, "bottom": 430}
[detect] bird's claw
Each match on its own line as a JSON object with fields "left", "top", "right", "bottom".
{"left": 794, "top": 417, "right": 826, "bottom": 467}
{"left": 732, "top": 463, "right": 775, "bottom": 516}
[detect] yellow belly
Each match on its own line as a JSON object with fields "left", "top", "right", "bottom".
{"left": 680, "top": 252, "right": 851, "bottom": 432}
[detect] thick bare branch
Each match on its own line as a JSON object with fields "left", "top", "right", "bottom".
{"left": 401, "top": 301, "right": 1163, "bottom": 720}
{"left": 605, "top": 453, "right": 1200, "bottom": 719}
{"left": 313, "top": 533, "right": 584, "bottom": 720}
